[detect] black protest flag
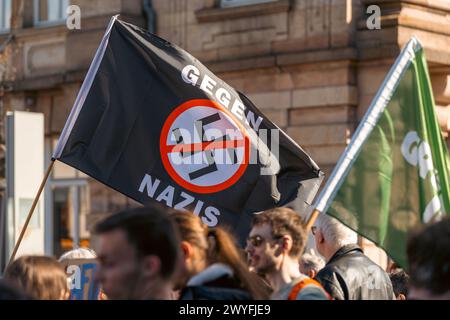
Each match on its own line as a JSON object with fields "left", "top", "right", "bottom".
{"left": 53, "top": 16, "right": 323, "bottom": 241}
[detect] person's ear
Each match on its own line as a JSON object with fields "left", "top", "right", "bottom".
{"left": 180, "top": 241, "right": 193, "bottom": 261}
{"left": 308, "top": 269, "right": 317, "bottom": 279}
{"left": 317, "top": 229, "right": 325, "bottom": 245}
{"left": 397, "top": 294, "right": 406, "bottom": 300}
{"left": 280, "top": 235, "right": 293, "bottom": 254}
{"left": 141, "top": 255, "right": 161, "bottom": 278}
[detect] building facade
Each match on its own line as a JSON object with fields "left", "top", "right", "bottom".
{"left": 0, "top": 0, "right": 449, "bottom": 262}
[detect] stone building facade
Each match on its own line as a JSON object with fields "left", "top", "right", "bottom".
{"left": 0, "top": 0, "right": 449, "bottom": 261}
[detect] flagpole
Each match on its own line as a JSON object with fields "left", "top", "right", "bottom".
{"left": 305, "top": 208, "right": 320, "bottom": 232}
{"left": 311, "top": 37, "right": 421, "bottom": 216}
{"left": 7, "top": 160, "right": 55, "bottom": 266}
{"left": 303, "top": 38, "right": 422, "bottom": 235}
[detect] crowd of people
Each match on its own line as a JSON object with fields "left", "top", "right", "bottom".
{"left": 0, "top": 203, "right": 449, "bottom": 300}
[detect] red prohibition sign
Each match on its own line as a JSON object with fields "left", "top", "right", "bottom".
{"left": 160, "top": 99, "right": 250, "bottom": 194}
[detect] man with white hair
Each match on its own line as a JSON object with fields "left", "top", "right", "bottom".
{"left": 312, "top": 213, "right": 394, "bottom": 300}
{"left": 59, "top": 247, "right": 97, "bottom": 262}
{"left": 300, "top": 250, "right": 325, "bottom": 278}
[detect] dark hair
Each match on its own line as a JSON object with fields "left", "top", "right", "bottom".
{"left": 252, "top": 207, "right": 307, "bottom": 258}
{"left": 407, "top": 217, "right": 450, "bottom": 295}
{"left": 95, "top": 204, "right": 180, "bottom": 279}
{"left": 4, "top": 256, "right": 68, "bottom": 300}
{"left": 172, "top": 212, "right": 269, "bottom": 299}
{"left": 389, "top": 269, "right": 409, "bottom": 297}
{"left": 0, "top": 280, "right": 30, "bottom": 300}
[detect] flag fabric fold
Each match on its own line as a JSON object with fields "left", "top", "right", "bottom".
{"left": 314, "top": 37, "right": 450, "bottom": 268}
{"left": 53, "top": 17, "right": 323, "bottom": 241}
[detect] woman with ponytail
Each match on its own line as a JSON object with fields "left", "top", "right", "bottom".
{"left": 171, "top": 212, "right": 270, "bottom": 300}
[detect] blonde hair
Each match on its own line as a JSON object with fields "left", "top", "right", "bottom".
{"left": 4, "top": 256, "right": 69, "bottom": 300}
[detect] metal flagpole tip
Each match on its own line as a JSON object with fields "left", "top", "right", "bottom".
{"left": 109, "top": 15, "right": 120, "bottom": 28}
{"left": 409, "top": 36, "right": 423, "bottom": 53}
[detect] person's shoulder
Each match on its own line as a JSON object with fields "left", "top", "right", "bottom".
{"left": 295, "top": 284, "right": 330, "bottom": 300}
{"left": 287, "top": 276, "right": 331, "bottom": 301}
{"left": 316, "top": 264, "right": 341, "bottom": 282}
{"left": 314, "top": 268, "right": 346, "bottom": 300}
{"left": 180, "top": 285, "right": 251, "bottom": 300}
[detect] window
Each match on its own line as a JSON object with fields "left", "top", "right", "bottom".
{"left": 34, "top": 0, "right": 69, "bottom": 26}
{"left": 0, "top": 0, "right": 11, "bottom": 32}
{"left": 197, "top": 0, "right": 288, "bottom": 23}
{"left": 220, "top": 0, "right": 276, "bottom": 8}
{"left": 45, "top": 137, "right": 90, "bottom": 256}
{"left": 52, "top": 183, "right": 90, "bottom": 257}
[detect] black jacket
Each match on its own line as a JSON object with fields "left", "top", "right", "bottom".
{"left": 180, "top": 263, "right": 251, "bottom": 300}
{"left": 315, "top": 244, "right": 394, "bottom": 300}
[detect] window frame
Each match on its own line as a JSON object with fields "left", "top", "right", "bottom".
{"left": 44, "top": 137, "right": 90, "bottom": 256}
{"left": 33, "top": 0, "right": 69, "bottom": 27}
{"left": 0, "top": 0, "right": 12, "bottom": 33}
{"left": 220, "top": 0, "right": 277, "bottom": 8}
{"left": 197, "top": 0, "right": 289, "bottom": 23}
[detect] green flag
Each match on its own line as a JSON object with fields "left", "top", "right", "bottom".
{"left": 313, "top": 37, "right": 450, "bottom": 268}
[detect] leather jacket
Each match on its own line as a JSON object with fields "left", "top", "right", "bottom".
{"left": 314, "top": 244, "right": 394, "bottom": 300}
